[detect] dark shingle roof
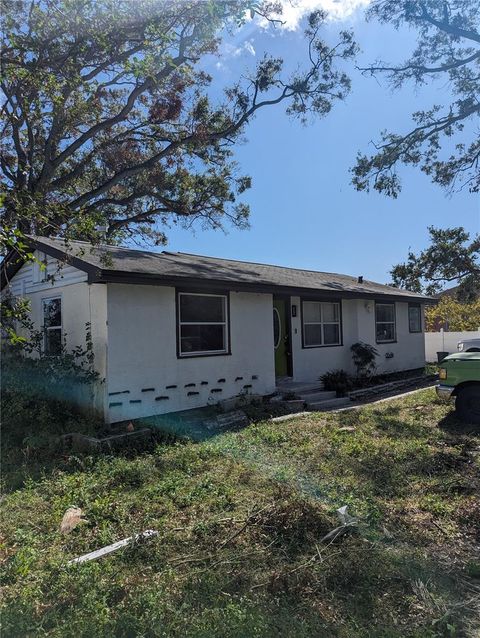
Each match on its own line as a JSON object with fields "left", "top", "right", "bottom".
{"left": 15, "top": 236, "right": 433, "bottom": 301}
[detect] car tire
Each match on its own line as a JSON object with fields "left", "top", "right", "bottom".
{"left": 455, "top": 386, "right": 480, "bottom": 425}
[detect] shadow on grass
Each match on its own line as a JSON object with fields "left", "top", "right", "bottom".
{"left": 437, "top": 411, "right": 480, "bottom": 437}
{"left": 141, "top": 406, "right": 222, "bottom": 442}
{"left": 319, "top": 400, "right": 480, "bottom": 507}
{"left": 1, "top": 404, "right": 248, "bottom": 491}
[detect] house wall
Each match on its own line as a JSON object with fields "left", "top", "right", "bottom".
{"left": 4, "top": 252, "right": 107, "bottom": 414}
{"left": 7, "top": 250, "right": 88, "bottom": 296}
{"left": 290, "top": 297, "right": 358, "bottom": 379}
{"left": 355, "top": 300, "right": 426, "bottom": 372}
{"left": 5, "top": 251, "right": 428, "bottom": 422}
{"left": 289, "top": 297, "right": 426, "bottom": 381}
{"left": 105, "top": 284, "right": 276, "bottom": 423}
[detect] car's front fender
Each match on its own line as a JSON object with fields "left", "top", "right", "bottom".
{"left": 436, "top": 384, "right": 455, "bottom": 401}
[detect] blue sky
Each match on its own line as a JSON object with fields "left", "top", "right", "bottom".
{"left": 163, "top": 4, "right": 479, "bottom": 285}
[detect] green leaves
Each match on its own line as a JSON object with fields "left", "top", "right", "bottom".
{"left": 2, "top": 0, "right": 356, "bottom": 244}
{"left": 391, "top": 225, "right": 480, "bottom": 298}
{"left": 426, "top": 296, "right": 480, "bottom": 331}
{"left": 353, "top": 0, "right": 480, "bottom": 195}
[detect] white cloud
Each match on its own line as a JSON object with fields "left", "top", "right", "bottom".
{"left": 261, "top": 0, "right": 371, "bottom": 30}
{"left": 214, "top": 1, "right": 364, "bottom": 71}
{"left": 217, "top": 38, "right": 256, "bottom": 65}
{"left": 243, "top": 40, "right": 256, "bottom": 56}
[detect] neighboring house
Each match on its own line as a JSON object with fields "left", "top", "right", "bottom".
{"left": 1, "top": 236, "right": 433, "bottom": 423}
{"left": 437, "top": 285, "right": 463, "bottom": 300}
{"left": 436, "top": 285, "right": 479, "bottom": 301}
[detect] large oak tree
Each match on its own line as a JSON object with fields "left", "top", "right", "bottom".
{"left": 1, "top": 0, "right": 356, "bottom": 247}
{"left": 352, "top": 0, "right": 480, "bottom": 197}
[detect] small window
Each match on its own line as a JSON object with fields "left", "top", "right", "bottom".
{"left": 376, "top": 302, "right": 396, "bottom": 343}
{"left": 178, "top": 292, "right": 228, "bottom": 356}
{"left": 408, "top": 304, "right": 422, "bottom": 333}
{"left": 43, "top": 297, "right": 62, "bottom": 355}
{"left": 302, "top": 301, "right": 341, "bottom": 347}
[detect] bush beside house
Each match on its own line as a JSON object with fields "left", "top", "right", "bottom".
{"left": 1, "top": 300, "right": 102, "bottom": 486}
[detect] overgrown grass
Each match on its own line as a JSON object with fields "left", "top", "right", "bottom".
{"left": 1, "top": 386, "right": 102, "bottom": 491}
{"left": 1, "top": 389, "right": 479, "bottom": 637}
{"left": 1, "top": 352, "right": 104, "bottom": 490}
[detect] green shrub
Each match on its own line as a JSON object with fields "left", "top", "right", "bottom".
{"left": 320, "top": 369, "right": 353, "bottom": 396}
{"left": 350, "top": 342, "right": 379, "bottom": 378}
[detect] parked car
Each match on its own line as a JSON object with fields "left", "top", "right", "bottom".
{"left": 437, "top": 352, "right": 480, "bottom": 424}
{"left": 457, "top": 338, "right": 480, "bottom": 352}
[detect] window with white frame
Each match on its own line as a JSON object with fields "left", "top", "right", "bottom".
{"left": 376, "top": 302, "right": 396, "bottom": 343}
{"left": 178, "top": 292, "right": 228, "bottom": 356}
{"left": 302, "top": 301, "right": 341, "bottom": 347}
{"left": 408, "top": 303, "right": 422, "bottom": 333}
{"left": 43, "top": 297, "right": 62, "bottom": 355}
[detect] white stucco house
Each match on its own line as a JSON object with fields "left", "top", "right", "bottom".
{"left": 2, "top": 236, "right": 432, "bottom": 423}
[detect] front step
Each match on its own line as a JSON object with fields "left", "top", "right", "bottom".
{"left": 307, "top": 397, "right": 351, "bottom": 411}
{"left": 276, "top": 381, "right": 323, "bottom": 395}
{"left": 297, "top": 390, "right": 337, "bottom": 402}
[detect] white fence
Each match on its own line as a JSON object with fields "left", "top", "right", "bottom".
{"left": 425, "top": 329, "right": 480, "bottom": 362}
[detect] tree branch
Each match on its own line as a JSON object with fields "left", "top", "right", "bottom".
{"left": 415, "top": 2, "right": 480, "bottom": 45}
{"left": 107, "top": 207, "right": 171, "bottom": 233}
{"left": 49, "top": 46, "right": 192, "bottom": 173}
{"left": 357, "top": 50, "right": 480, "bottom": 76}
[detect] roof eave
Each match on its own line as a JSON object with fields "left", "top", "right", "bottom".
{"left": 1, "top": 237, "right": 101, "bottom": 291}
{"left": 1, "top": 237, "right": 436, "bottom": 303}
{"left": 0, "top": 248, "right": 24, "bottom": 290}
{"left": 92, "top": 269, "right": 435, "bottom": 302}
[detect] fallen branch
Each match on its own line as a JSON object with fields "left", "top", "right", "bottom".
{"left": 218, "top": 505, "right": 271, "bottom": 549}
{"left": 250, "top": 548, "right": 344, "bottom": 591}
{"left": 251, "top": 506, "right": 359, "bottom": 590}
{"left": 172, "top": 540, "right": 277, "bottom": 574}
{"left": 429, "top": 517, "right": 450, "bottom": 537}
{"left": 68, "top": 529, "right": 158, "bottom": 565}
{"left": 319, "top": 522, "right": 357, "bottom": 544}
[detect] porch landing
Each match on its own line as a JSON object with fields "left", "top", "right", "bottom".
{"left": 275, "top": 378, "right": 351, "bottom": 411}
{"left": 275, "top": 378, "right": 324, "bottom": 394}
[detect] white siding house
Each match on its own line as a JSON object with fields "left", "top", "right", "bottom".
{"left": 1, "top": 237, "right": 432, "bottom": 423}
{"left": 106, "top": 285, "right": 275, "bottom": 422}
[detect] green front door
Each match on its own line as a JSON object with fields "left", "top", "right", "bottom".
{"left": 273, "top": 298, "right": 288, "bottom": 377}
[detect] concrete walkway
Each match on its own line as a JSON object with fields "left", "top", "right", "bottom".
{"left": 270, "top": 385, "right": 436, "bottom": 423}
